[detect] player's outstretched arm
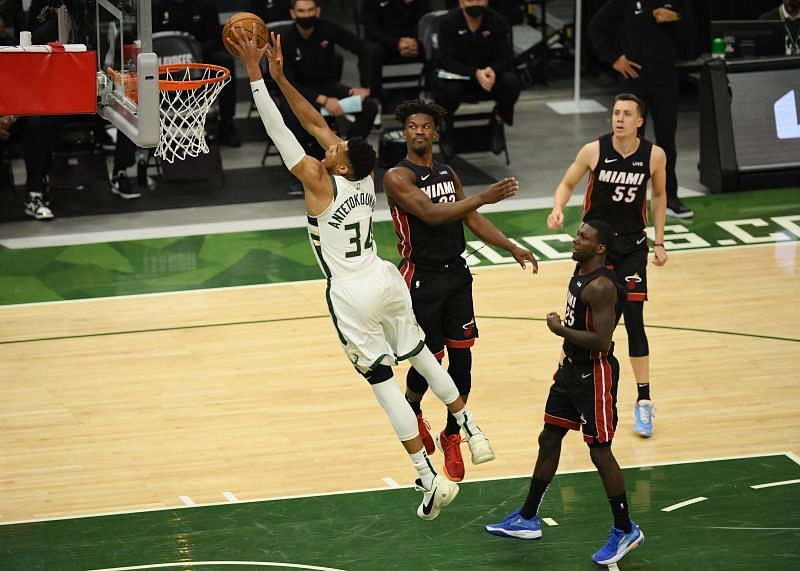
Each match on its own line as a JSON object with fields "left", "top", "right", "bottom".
{"left": 649, "top": 145, "right": 668, "bottom": 267}
{"left": 547, "top": 141, "right": 598, "bottom": 230}
{"left": 383, "top": 167, "right": 518, "bottom": 226}
{"left": 464, "top": 210, "right": 538, "bottom": 274}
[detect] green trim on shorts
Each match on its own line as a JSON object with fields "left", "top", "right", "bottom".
{"left": 397, "top": 339, "right": 426, "bottom": 361}
{"left": 325, "top": 281, "right": 347, "bottom": 345}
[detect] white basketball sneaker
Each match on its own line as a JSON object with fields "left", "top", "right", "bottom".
{"left": 466, "top": 431, "right": 496, "bottom": 465}
{"left": 416, "top": 474, "right": 459, "bottom": 520}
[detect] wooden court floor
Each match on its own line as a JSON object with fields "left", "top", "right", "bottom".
{"left": 1, "top": 244, "right": 798, "bottom": 523}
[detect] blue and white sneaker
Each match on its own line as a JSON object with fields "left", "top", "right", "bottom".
{"left": 592, "top": 522, "right": 644, "bottom": 565}
{"left": 485, "top": 509, "right": 542, "bottom": 539}
{"left": 633, "top": 399, "right": 655, "bottom": 437}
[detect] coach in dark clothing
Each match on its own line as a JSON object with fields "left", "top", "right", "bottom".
{"left": 588, "top": 0, "right": 694, "bottom": 218}
{"left": 280, "top": 0, "right": 380, "bottom": 156}
{"left": 362, "top": 0, "right": 431, "bottom": 62}
{"left": 153, "top": 0, "right": 240, "bottom": 146}
{"left": 433, "top": 0, "right": 520, "bottom": 157}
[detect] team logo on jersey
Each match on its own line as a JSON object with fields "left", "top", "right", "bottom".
{"left": 462, "top": 319, "right": 476, "bottom": 338}
{"left": 625, "top": 273, "right": 643, "bottom": 290}
{"left": 580, "top": 413, "right": 587, "bottom": 425}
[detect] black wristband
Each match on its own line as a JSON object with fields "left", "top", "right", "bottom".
{"left": 654, "top": 242, "right": 664, "bottom": 247}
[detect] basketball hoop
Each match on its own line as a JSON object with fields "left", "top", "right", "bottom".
{"left": 108, "top": 62, "right": 231, "bottom": 163}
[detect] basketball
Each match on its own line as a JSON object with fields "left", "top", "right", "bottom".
{"left": 222, "top": 12, "right": 269, "bottom": 55}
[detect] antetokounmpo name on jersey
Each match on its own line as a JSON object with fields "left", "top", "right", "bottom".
{"left": 421, "top": 180, "right": 456, "bottom": 200}
{"left": 598, "top": 170, "right": 646, "bottom": 186}
{"left": 328, "top": 192, "right": 376, "bottom": 229}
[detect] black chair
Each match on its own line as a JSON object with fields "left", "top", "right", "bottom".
{"left": 419, "top": 10, "right": 511, "bottom": 165}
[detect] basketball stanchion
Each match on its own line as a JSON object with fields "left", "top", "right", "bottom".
{"left": 108, "top": 62, "right": 231, "bottom": 163}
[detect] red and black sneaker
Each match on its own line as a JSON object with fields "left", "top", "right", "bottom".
{"left": 416, "top": 411, "right": 435, "bottom": 455}
{"left": 436, "top": 430, "right": 465, "bottom": 482}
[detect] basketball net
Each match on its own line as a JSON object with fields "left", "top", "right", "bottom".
{"left": 156, "top": 63, "right": 231, "bottom": 163}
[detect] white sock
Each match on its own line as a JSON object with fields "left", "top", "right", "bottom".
{"left": 451, "top": 405, "right": 482, "bottom": 438}
{"left": 410, "top": 448, "right": 436, "bottom": 490}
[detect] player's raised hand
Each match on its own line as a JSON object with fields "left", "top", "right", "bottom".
{"left": 229, "top": 24, "right": 268, "bottom": 79}
{"left": 265, "top": 32, "right": 285, "bottom": 80}
{"left": 482, "top": 177, "right": 518, "bottom": 204}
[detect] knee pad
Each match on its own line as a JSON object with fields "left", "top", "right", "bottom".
{"left": 406, "top": 365, "right": 430, "bottom": 396}
{"left": 408, "top": 346, "right": 459, "bottom": 405}
{"left": 447, "top": 347, "right": 472, "bottom": 396}
{"left": 624, "top": 302, "right": 649, "bottom": 357}
{"left": 361, "top": 364, "right": 393, "bottom": 385}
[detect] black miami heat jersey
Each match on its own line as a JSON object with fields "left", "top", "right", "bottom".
{"left": 583, "top": 134, "right": 653, "bottom": 234}
{"left": 390, "top": 158, "right": 465, "bottom": 266}
{"left": 562, "top": 265, "right": 626, "bottom": 362}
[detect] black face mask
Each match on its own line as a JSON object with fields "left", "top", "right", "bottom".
{"left": 465, "top": 5, "right": 486, "bottom": 18}
{"left": 295, "top": 16, "right": 317, "bottom": 29}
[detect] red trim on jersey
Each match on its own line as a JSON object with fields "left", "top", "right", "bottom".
{"left": 434, "top": 348, "right": 446, "bottom": 361}
{"left": 582, "top": 171, "right": 596, "bottom": 217}
{"left": 390, "top": 206, "right": 413, "bottom": 262}
{"left": 544, "top": 413, "right": 581, "bottom": 431}
{"left": 627, "top": 292, "right": 647, "bottom": 302}
{"left": 592, "top": 356, "right": 615, "bottom": 443}
{"left": 641, "top": 197, "right": 648, "bottom": 228}
{"left": 399, "top": 259, "right": 415, "bottom": 288}
{"left": 444, "top": 337, "right": 477, "bottom": 349}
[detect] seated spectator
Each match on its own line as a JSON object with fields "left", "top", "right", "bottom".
{"left": 759, "top": 1, "right": 800, "bottom": 55}
{"left": 433, "top": 0, "right": 520, "bottom": 157}
{"left": 362, "top": 0, "right": 431, "bottom": 62}
{"left": 279, "top": 0, "right": 381, "bottom": 157}
{"left": 153, "top": 0, "right": 242, "bottom": 147}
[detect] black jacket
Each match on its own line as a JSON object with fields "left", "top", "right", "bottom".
{"left": 588, "top": 0, "right": 694, "bottom": 85}
{"left": 362, "top": 0, "right": 432, "bottom": 51}
{"left": 437, "top": 7, "right": 512, "bottom": 78}
{"left": 153, "top": 0, "right": 222, "bottom": 55}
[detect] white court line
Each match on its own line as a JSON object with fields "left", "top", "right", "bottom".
{"left": 751, "top": 479, "right": 800, "bottom": 489}
{"left": 607, "top": 563, "right": 620, "bottom": 571}
{"left": 1, "top": 451, "right": 795, "bottom": 526}
{"left": 86, "top": 561, "right": 346, "bottom": 571}
{"left": 382, "top": 477, "right": 400, "bottom": 488}
{"left": 541, "top": 517, "right": 558, "bottom": 526}
{"left": 661, "top": 497, "right": 708, "bottom": 512}
{"left": 178, "top": 496, "right": 195, "bottom": 506}
{"left": 223, "top": 492, "right": 239, "bottom": 502}
{"left": 710, "top": 527, "right": 800, "bottom": 531}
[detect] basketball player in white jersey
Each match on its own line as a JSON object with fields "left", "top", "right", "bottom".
{"left": 229, "top": 27, "right": 514, "bottom": 519}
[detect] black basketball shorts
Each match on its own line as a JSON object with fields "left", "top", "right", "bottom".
{"left": 608, "top": 233, "right": 648, "bottom": 303}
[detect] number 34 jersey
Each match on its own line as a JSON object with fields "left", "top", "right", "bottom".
{"left": 307, "top": 174, "right": 378, "bottom": 280}
{"left": 583, "top": 133, "right": 653, "bottom": 235}
{"left": 390, "top": 158, "right": 465, "bottom": 267}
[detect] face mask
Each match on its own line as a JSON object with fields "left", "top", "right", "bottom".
{"left": 295, "top": 16, "right": 317, "bottom": 29}
{"left": 464, "top": 5, "right": 486, "bottom": 18}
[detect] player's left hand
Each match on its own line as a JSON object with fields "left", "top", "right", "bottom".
{"left": 229, "top": 24, "right": 270, "bottom": 78}
{"left": 652, "top": 8, "right": 679, "bottom": 23}
{"left": 652, "top": 244, "right": 668, "bottom": 266}
{"left": 546, "top": 312, "right": 562, "bottom": 333}
{"left": 510, "top": 245, "right": 539, "bottom": 274}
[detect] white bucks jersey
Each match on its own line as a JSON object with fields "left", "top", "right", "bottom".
{"left": 307, "top": 175, "right": 378, "bottom": 279}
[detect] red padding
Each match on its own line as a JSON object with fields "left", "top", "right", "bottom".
{"left": 0, "top": 51, "right": 97, "bottom": 115}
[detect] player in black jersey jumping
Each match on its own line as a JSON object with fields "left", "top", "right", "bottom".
{"left": 383, "top": 98, "right": 538, "bottom": 482}
{"left": 485, "top": 220, "right": 645, "bottom": 567}
{"left": 546, "top": 93, "right": 667, "bottom": 438}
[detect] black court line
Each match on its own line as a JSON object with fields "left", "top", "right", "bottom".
{"left": 2, "top": 315, "right": 798, "bottom": 346}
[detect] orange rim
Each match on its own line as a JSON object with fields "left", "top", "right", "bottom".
{"left": 158, "top": 63, "right": 231, "bottom": 91}
{"left": 107, "top": 63, "right": 231, "bottom": 93}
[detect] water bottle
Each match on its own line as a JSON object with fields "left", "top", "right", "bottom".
{"left": 711, "top": 37, "right": 725, "bottom": 59}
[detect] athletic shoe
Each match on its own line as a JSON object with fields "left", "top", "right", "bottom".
{"left": 485, "top": 509, "right": 542, "bottom": 539}
{"left": 109, "top": 172, "right": 142, "bottom": 199}
{"left": 416, "top": 473, "right": 459, "bottom": 521}
{"left": 592, "top": 523, "right": 644, "bottom": 565}
{"left": 435, "top": 430, "right": 465, "bottom": 482}
{"left": 633, "top": 399, "right": 655, "bottom": 438}
{"left": 24, "top": 195, "right": 54, "bottom": 220}
{"left": 466, "top": 431, "right": 495, "bottom": 465}
{"left": 416, "top": 411, "right": 435, "bottom": 455}
{"left": 666, "top": 199, "right": 693, "bottom": 218}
